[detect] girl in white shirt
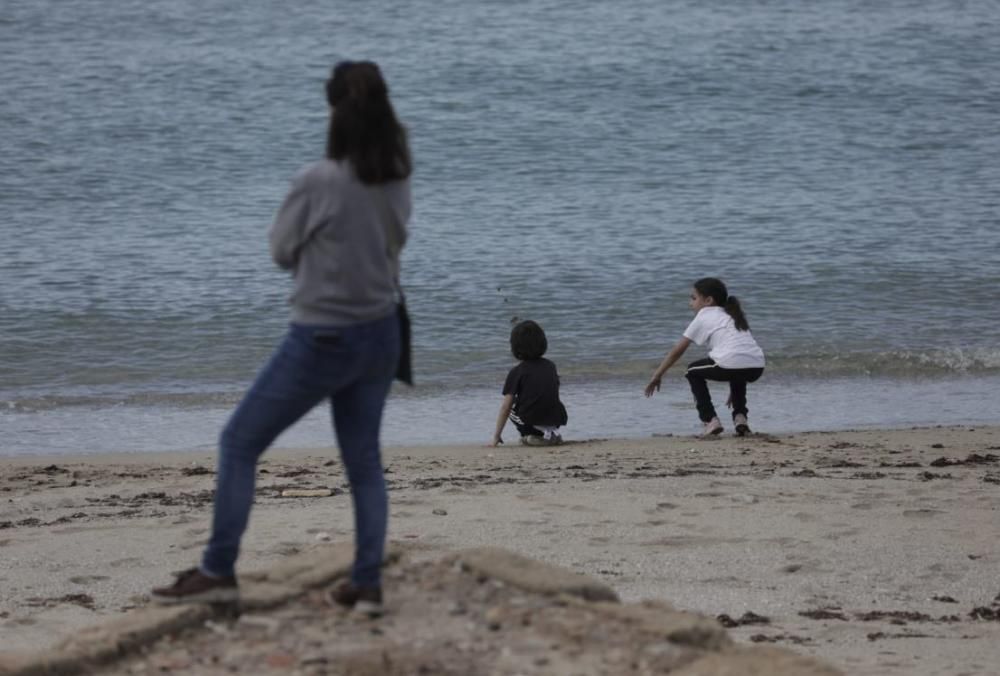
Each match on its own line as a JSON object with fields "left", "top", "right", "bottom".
{"left": 644, "top": 277, "right": 765, "bottom": 437}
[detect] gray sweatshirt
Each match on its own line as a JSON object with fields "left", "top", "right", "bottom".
{"left": 269, "top": 159, "right": 411, "bottom": 326}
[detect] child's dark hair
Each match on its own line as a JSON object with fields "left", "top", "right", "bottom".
{"left": 510, "top": 320, "right": 548, "bottom": 360}
{"left": 693, "top": 277, "right": 750, "bottom": 331}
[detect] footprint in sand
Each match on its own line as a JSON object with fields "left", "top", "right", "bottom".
{"left": 708, "top": 480, "right": 746, "bottom": 488}
{"left": 766, "top": 536, "right": 801, "bottom": 547}
{"left": 68, "top": 575, "right": 110, "bottom": 585}
{"left": 699, "top": 575, "right": 748, "bottom": 586}
{"left": 821, "top": 528, "right": 861, "bottom": 541}
{"left": 108, "top": 557, "right": 144, "bottom": 568}
{"left": 392, "top": 497, "right": 429, "bottom": 507}
{"left": 267, "top": 543, "right": 301, "bottom": 556}
{"left": 781, "top": 559, "right": 823, "bottom": 574}
{"left": 642, "top": 535, "right": 747, "bottom": 547}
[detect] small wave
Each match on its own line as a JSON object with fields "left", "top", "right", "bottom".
{"left": 3, "top": 349, "right": 998, "bottom": 414}
{"left": 552, "top": 348, "right": 1000, "bottom": 381}
{"left": 899, "top": 141, "right": 954, "bottom": 152}
{"left": 775, "top": 348, "right": 1000, "bottom": 378}
{"left": 1, "top": 391, "right": 242, "bottom": 413}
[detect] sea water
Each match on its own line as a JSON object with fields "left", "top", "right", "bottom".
{"left": 2, "top": 0, "right": 998, "bottom": 454}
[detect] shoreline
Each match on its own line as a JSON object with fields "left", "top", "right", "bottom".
{"left": 0, "top": 421, "right": 991, "bottom": 465}
{"left": 5, "top": 373, "right": 1000, "bottom": 456}
{"left": 4, "top": 421, "right": 1000, "bottom": 461}
{"left": 0, "top": 421, "right": 996, "bottom": 468}
{"left": 2, "top": 425, "right": 999, "bottom": 675}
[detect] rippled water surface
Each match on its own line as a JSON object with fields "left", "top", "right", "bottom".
{"left": 2, "top": 0, "right": 998, "bottom": 453}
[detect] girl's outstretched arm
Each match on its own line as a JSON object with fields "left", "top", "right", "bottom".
{"left": 644, "top": 337, "right": 692, "bottom": 397}
{"left": 492, "top": 394, "right": 515, "bottom": 446}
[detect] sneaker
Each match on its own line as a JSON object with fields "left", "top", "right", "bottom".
{"left": 733, "top": 414, "right": 751, "bottom": 437}
{"left": 702, "top": 417, "right": 724, "bottom": 437}
{"left": 151, "top": 568, "right": 238, "bottom": 605}
{"left": 520, "top": 435, "right": 547, "bottom": 447}
{"left": 329, "top": 581, "right": 383, "bottom": 617}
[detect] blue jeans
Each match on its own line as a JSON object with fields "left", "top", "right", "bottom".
{"left": 201, "top": 313, "right": 400, "bottom": 588}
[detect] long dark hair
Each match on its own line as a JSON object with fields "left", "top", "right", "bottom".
{"left": 325, "top": 61, "right": 412, "bottom": 184}
{"left": 694, "top": 277, "right": 750, "bottom": 331}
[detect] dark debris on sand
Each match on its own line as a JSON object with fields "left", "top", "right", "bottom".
{"left": 717, "top": 611, "right": 771, "bottom": 627}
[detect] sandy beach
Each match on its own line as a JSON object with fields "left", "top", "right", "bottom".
{"left": 2, "top": 425, "right": 999, "bottom": 675}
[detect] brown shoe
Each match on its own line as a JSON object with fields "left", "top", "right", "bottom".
{"left": 151, "top": 567, "right": 238, "bottom": 605}
{"left": 329, "top": 581, "right": 383, "bottom": 617}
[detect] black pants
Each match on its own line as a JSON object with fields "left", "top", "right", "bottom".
{"left": 511, "top": 408, "right": 563, "bottom": 438}
{"left": 684, "top": 358, "right": 764, "bottom": 423}
{"left": 512, "top": 421, "right": 545, "bottom": 437}
{"left": 508, "top": 412, "right": 544, "bottom": 438}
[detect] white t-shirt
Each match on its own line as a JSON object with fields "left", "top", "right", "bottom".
{"left": 683, "top": 306, "right": 765, "bottom": 369}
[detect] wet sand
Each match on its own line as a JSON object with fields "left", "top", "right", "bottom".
{"left": 2, "top": 426, "right": 999, "bottom": 675}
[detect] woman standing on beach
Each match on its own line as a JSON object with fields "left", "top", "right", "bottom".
{"left": 644, "top": 278, "right": 765, "bottom": 437}
{"left": 152, "top": 61, "right": 411, "bottom": 617}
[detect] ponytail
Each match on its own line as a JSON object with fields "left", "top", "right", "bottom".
{"left": 693, "top": 276, "right": 751, "bottom": 331}
{"left": 725, "top": 296, "right": 750, "bottom": 331}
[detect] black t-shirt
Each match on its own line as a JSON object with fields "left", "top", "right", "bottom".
{"left": 502, "top": 358, "right": 568, "bottom": 427}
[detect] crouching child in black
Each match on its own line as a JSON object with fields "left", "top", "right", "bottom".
{"left": 492, "top": 320, "right": 568, "bottom": 447}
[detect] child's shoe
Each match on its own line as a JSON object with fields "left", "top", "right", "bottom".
{"left": 521, "top": 435, "right": 547, "bottom": 447}
{"left": 702, "top": 417, "right": 724, "bottom": 437}
{"left": 733, "top": 414, "right": 751, "bottom": 437}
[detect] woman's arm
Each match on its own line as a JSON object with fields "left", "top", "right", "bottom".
{"left": 491, "top": 394, "right": 514, "bottom": 446}
{"left": 644, "top": 337, "right": 692, "bottom": 397}
{"left": 268, "top": 175, "right": 311, "bottom": 270}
